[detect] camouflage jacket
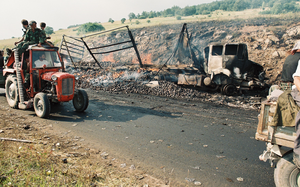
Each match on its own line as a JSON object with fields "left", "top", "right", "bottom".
{"left": 22, "top": 27, "right": 28, "bottom": 37}
{"left": 39, "top": 29, "right": 47, "bottom": 43}
{"left": 24, "top": 28, "right": 41, "bottom": 44}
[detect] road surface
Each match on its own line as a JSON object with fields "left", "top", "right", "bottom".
{"left": 0, "top": 88, "right": 274, "bottom": 186}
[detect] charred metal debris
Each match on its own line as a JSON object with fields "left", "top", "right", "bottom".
{"left": 58, "top": 24, "right": 268, "bottom": 107}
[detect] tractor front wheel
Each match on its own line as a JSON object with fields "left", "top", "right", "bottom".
{"left": 73, "top": 89, "right": 89, "bottom": 112}
{"left": 33, "top": 93, "right": 51, "bottom": 118}
{"left": 5, "top": 75, "right": 19, "bottom": 108}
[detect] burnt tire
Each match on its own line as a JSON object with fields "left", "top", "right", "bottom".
{"left": 221, "top": 84, "right": 236, "bottom": 96}
{"left": 33, "top": 93, "right": 51, "bottom": 118}
{"left": 73, "top": 89, "right": 89, "bottom": 112}
{"left": 274, "top": 152, "right": 300, "bottom": 187}
{"left": 5, "top": 74, "right": 19, "bottom": 108}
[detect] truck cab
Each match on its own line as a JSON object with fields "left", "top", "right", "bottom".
{"left": 178, "top": 42, "right": 266, "bottom": 95}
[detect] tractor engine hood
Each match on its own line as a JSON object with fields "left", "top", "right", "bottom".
{"left": 41, "top": 72, "right": 75, "bottom": 81}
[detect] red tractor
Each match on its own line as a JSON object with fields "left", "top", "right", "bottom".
{"left": 0, "top": 45, "right": 88, "bottom": 118}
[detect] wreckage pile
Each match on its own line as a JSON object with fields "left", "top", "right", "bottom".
{"left": 70, "top": 66, "right": 265, "bottom": 110}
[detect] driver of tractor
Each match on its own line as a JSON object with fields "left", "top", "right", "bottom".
{"left": 34, "top": 53, "right": 50, "bottom": 68}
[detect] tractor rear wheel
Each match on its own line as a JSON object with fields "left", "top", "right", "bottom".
{"left": 73, "top": 89, "right": 89, "bottom": 112}
{"left": 5, "top": 75, "right": 19, "bottom": 108}
{"left": 33, "top": 93, "right": 51, "bottom": 118}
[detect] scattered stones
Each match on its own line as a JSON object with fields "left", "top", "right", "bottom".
{"left": 203, "top": 145, "right": 208, "bottom": 148}
{"left": 135, "top": 175, "right": 144, "bottom": 180}
{"left": 194, "top": 181, "right": 202, "bottom": 186}
{"left": 129, "top": 165, "right": 136, "bottom": 170}
{"left": 185, "top": 178, "right": 195, "bottom": 182}
{"left": 226, "top": 178, "right": 234, "bottom": 182}
{"left": 237, "top": 177, "right": 244, "bottom": 182}
{"left": 192, "top": 166, "right": 201, "bottom": 170}
{"left": 216, "top": 155, "right": 226, "bottom": 159}
{"left": 101, "top": 152, "right": 109, "bottom": 159}
{"left": 120, "top": 163, "right": 126, "bottom": 168}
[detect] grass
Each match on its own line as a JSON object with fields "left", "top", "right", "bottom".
{"left": 0, "top": 140, "right": 138, "bottom": 186}
{"left": 0, "top": 107, "right": 143, "bottom": 186}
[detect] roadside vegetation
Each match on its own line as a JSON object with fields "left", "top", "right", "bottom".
{"left": 0, "top": 107, "right": 144, "bottom": 186}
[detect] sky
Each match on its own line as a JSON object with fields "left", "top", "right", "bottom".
{"left": 0, "top": 0, "right": 215, "bottom": 40}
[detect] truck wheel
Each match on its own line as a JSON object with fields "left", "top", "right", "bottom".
{"left": 73, "top": 89, "right": 89, "bottom": 112}
{"left": 274, "top": 152, "right": 300, "bottom": 187}
{"left": 5, "top": 75, "right": 19, "bottom": 108}
{"left": 222, "top": 84, "right": 236, "bottom": 96}
{"left": 33, "top": 93, "right": 51, "bottom": 118}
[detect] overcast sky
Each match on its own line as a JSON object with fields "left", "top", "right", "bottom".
{"left": 0, "top": 0, "right": 215, "bottom": 40}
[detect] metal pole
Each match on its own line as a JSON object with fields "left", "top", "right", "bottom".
{"left": 59, "top": 35, "right": 65, "bottom": 54}
{"left": 127, "top": 27, "right": 143, "bottom": 67}
{"left": 81, "top": 38, "right": 102, "bottom": 68}
{"left": 63, "top": 37, "right": 77, "bottom": 69}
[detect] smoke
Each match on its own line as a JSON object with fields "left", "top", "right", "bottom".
{"left": 89, "top": 70, "right": 144, "bottom": 87}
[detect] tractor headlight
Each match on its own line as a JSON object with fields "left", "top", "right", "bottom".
{"left": 51, "top": 75, "right": 57, "bottom": 81}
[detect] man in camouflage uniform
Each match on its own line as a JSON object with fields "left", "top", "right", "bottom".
{"left": 15, "top": 19, "right": 29, "bottom": 46}
{"left": 15, "top": 20, "right": 41, "bottom": 55}
{"left": 38, "top": 22, "right": 54, "bottom": 47}
{"left": 6, "top": 19, "right": 29, "bottom": 56}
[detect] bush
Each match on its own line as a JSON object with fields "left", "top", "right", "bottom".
{"left": 147, "top": 20, "right": 151, "bottom": 23}
{"left": 77, "top": 22, "right": 105, "bottom": 35}
{"left": 176, "top": 16, "right": 182, "bottom": 20}
{"left": 45, "top": 26, "right": 54, "bottom": 35}
{"left": 135, "top": 20, "right": 140, "bottom": 25}
{"left": 108, "top": 18, "right": 114, "bottom": 23}
{"left": 121, "top": 18, "right": 126, "bottom": 24}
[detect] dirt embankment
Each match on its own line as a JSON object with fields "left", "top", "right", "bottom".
{"left": 80, "top": 17, "right": 300, "bottom": 85}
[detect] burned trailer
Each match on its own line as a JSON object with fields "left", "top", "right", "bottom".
{"left": 178, "top": 42, "right": 266, "bottom": 95}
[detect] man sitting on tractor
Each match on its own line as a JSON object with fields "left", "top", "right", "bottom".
{"left": 15, "top": 21, "right": 41, "bottom": 56}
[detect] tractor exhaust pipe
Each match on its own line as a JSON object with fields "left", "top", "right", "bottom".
{"left": 13, "top": 49, "right": 27, "bottom": 109}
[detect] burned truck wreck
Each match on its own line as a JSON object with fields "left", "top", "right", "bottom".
{"left": 174, "top": 24, "right": 266, "bottom": 95}
{"left": 178, "top": 42, "right": 266, "bottom": 95}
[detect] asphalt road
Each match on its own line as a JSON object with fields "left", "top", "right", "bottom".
{"left": 0, "top": 88, "right": 275, "bottom": 186}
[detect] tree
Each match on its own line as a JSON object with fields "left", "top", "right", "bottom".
{"left": 45, "top": 26, "right": 54, "bottom": 35}
{"left": 77, "top": 22, "right": 105, "bottom": 35}
{"left": 121, "top": 18, "right": 126, "bottom": 24}
{"left": 128, "top": 12, "right": 136, "bottom": 21}
{"left": 139, "top": 11, "right": 149, "bottom": 19}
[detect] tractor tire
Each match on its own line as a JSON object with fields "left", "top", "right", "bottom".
{"left": 73, "top": 89, "right": 89, "bottom": 112}
{"left": 33, "top": 93, "right": 51, "bottom": 118}
{"left": 274, "top": 152, "right": 300, "bottom": 187}
{"left": 5, "top": 74, "right": 19, "bottom": 108}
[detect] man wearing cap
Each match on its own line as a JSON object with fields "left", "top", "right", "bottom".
{"left": 15, "top": 20, "right": 41, "bottom": 55}
{"left": 6, "top": 19, "right": 29, "bottom": 57}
